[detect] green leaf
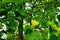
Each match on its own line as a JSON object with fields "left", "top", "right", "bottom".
{"left": 18, "top": 8, "right": 26, "bottom": 17}
{"left": 6, "top": 33, "right": 16, "bottom": 40}
{"left": 58, "top": 34, "right": 60, "bottom": 40}
{"left": 25, "top": 30, "right": 41, "bottom": 40}
{"left": 14, "top": 0, "right": 24, "bottom": 4}
{"left": 7, "top": 20, "right": 18, "bottom": 33}
{"left": 2, "top": 0, "right": 24, "bottom": 5}
{"left": 49, "top": 34, "right": 58, "bottom": 40}
{"left": 24, "top": 25, "right": 32, "bottom": 35}
{"left": 2, "top": 0, "right": 13, "bottom": 4}
{"left": 7, "top": 20, "right": 18, "bottom": 28}
{"left": 25, "top": 29, "right": 32, "bottom": 35}
{"left": 7, "top": 27, "right": 16, "bottom": 33}
{"left": 14, "top": 8, "right": 26, "bottom": 17}
{"left": 57, "top": 15, "right": 60, "bottom": 21}
{"left": 0, "top": 32, "right": 2, "bottom": 38}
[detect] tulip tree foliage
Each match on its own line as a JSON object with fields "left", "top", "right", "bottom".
{"left": 0, "top": 0, "right": 60, "bottom": 40}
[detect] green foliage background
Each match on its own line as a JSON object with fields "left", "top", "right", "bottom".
{"left": 0, "top": 0, "right": 60, "bottom": 40}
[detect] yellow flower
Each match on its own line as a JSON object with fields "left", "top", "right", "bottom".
{"left": 31, "top": 19, "right": 39, "bottom": 29}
